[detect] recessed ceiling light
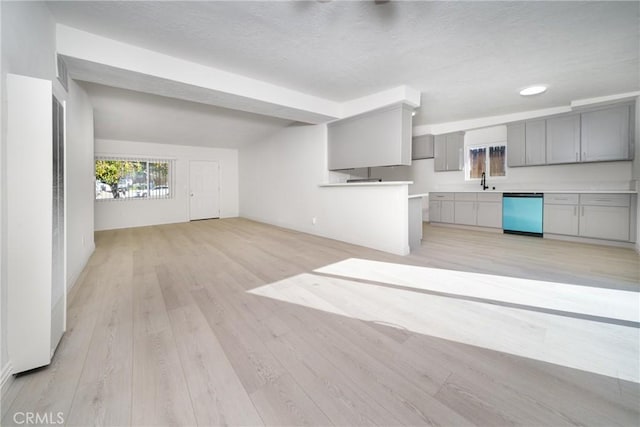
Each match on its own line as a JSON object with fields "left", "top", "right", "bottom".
{"left": 412, "top": 111, "right": 416, "bottom": 117}
{"left": 520, "top": 85, "right": 547, "bottom": 96}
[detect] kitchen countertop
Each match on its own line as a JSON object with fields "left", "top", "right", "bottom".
{"left": 319, "top": 181, "right": 413, "bottom": 187}
{"left": 428, "top": 189, "right": 637, "bottom": 194}
{"left": 408, "top": 193, "right": 429, "bottom": 199}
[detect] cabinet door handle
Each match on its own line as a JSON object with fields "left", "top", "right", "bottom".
{"left": 581, "top": 206, "right": 584, "bottom": 216}
{"left": 583, "top": 152, "right": 586, "bottom": 160}
{"left": 575, "top": 152, "right": 578, "bottom": 161}
{"left": 573, "top": 206, "right": 577, "bottom": 216}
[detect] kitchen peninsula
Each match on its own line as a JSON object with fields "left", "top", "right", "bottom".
{"left": 319, "top": 181, "right": 423, "bottom": 255}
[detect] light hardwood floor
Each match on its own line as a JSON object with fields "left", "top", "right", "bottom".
{"left": 2, "top": 218, "right": 639, "bottom": 426}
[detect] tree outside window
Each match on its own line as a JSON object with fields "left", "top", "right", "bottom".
{"left": 95, "top": 158, "right": 172, "bottom": 200}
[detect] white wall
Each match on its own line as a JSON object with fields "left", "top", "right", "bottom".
{"left": 633, "top": 96, "right": 640, "bottom": 250}
{"left": 1, "top": 1, "right": 96, "bottom": 384}
{"left": 95, "top": 139, "right": 239, "bottom": 230}
{"left": 239, "top": 124, "right": 410, "bottom": 255}
{"left": 66, "top": 80, "right": 95, "bottom": 290}
{"left": 1, "top": 0, "right": 60, "bottom": 385}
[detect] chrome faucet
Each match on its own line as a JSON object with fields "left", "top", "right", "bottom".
{"left": 481, "top": 172, "right": 489, "bottom": 190}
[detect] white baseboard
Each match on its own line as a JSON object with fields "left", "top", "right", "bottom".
{"left": 67, "top": 242, "right": 95, "bottom": 294}
{"left": 1, "top": 361, "right": 13, "bottom": 389}
{"left": 544, "top": 233, "right": 636, "bottom": 249}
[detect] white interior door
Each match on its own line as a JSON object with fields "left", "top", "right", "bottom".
{"left": 189, "top": 160, "right": 220, "bottom": 220}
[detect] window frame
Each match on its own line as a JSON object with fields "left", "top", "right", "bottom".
{"left": 95, "top": 155, "right": 175, "bottom": 202}
{"left": 465, "top": 143, "right": 507, "bottom": 181}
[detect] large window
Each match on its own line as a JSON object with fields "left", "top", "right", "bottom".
{"left": 95, "top": 157, "right": 173, "bottom": 200}
{"left": 466, "top": 144, "right": 506, "bottom": 180}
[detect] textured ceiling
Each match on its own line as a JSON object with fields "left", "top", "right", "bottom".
{"left": 48, "top": 1, "right": 639, "bottom": 131}
{"left": 82, "top": 82, "right": 292, "bottom": 148}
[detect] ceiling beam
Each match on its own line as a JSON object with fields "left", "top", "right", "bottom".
{"left": 56, "top": 24, "right": 420, "bottom": 124}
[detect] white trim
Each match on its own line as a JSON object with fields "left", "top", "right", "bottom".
{"left": 66, "top": 242, "right": 95, "bottom": 294}
{"left": 413, "top": 106, "right": 572, "bottom": 136}
{"left": 544, "top": 233, "right": 636, "bottom": 250}
{"left": 95, "top": 153, "right": 177, "bottom": 161}
{"left": 413, "top": 92, "right": 639, "bottom": 136}
{"left": 571, "top": 92, "right": 640, "bottom": 109}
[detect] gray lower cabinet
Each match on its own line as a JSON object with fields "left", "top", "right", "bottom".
{"left": 454, "top": 202, "right": 476, "bottom": 225}
{"left": 429, "top": 193, "right": 454, "bottom": 223}
{"left": 476, "top": 193, "right": 503, "bottom": 228}
{"left": 581, "top": 104, "right": 632, "bottom": 162}
{"left": 544, "top": 194, "right": 580, "bottom": 235}
{"left": 579, "top": 194, "right": 631, "bottom": 241}
{"left": 412, "top": 134, "right": 434, "bottom": 160}
{"left": 451, "top": 192, "right": 502, "bottom": 228}
{"left": 507, "top": 119, "right": 546, "bottom": 167}
{"left": 544, "top": 193, "right": 633, "bottom": 242}
{"left": 546, "top": 114, "right": 581, "bottom": 164}
{"left": 434, "top": 132, "right": 464, "bottom": 172}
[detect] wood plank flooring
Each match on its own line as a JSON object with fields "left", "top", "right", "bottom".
{"left": 1, "top": 218, "right": 639, "bottom": 426}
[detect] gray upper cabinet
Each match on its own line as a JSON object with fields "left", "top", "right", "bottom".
{"left": 507, "top": 122, "right": 525, "bottom": 167}
{"left": 581, "top": 104, "right": 632, "bottom": 162}
{"left": 434, "top": 135, "right": 447, "bottom": 171}
{"left": 412, "top": 134, "right": 434, "bottom": 160}
{"left": 434, "top": 132, "right": 464, "bottom": 172}
{"left": 508, "top": 102, "right": 634, "bottom": 168}
{"left": 525, "top": 119, "right": 546, "bottom": 165}
{"left": 446, "top": 132, "right": 464, "bottom": 171}
{"left": 546, "top": 114, "right": 581, "bottom": 164}
{"left": 507, "top": 120, "right": 546, "bottom": 167}
{"left": 327, "top": 103, "right": 413, "bottom": 170}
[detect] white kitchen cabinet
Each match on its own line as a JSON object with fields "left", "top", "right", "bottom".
{"left": 546, "top": 114, "right": 581, "bottom": 164}
{"left": 412, "top": 134, "right": 434, "bottom": 160}
{"left": 434, "top": 132, "right": 464, "bottom": 172}
{"left": 581, "top": 104, "right": 632, "bottom": 162}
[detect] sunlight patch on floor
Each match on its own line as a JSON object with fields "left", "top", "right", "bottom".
{"left": 248, "top": 269, "right": 640, "bottom": 383}
{"left": 315, "top": 258, "right": 640, "bottom": 322}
